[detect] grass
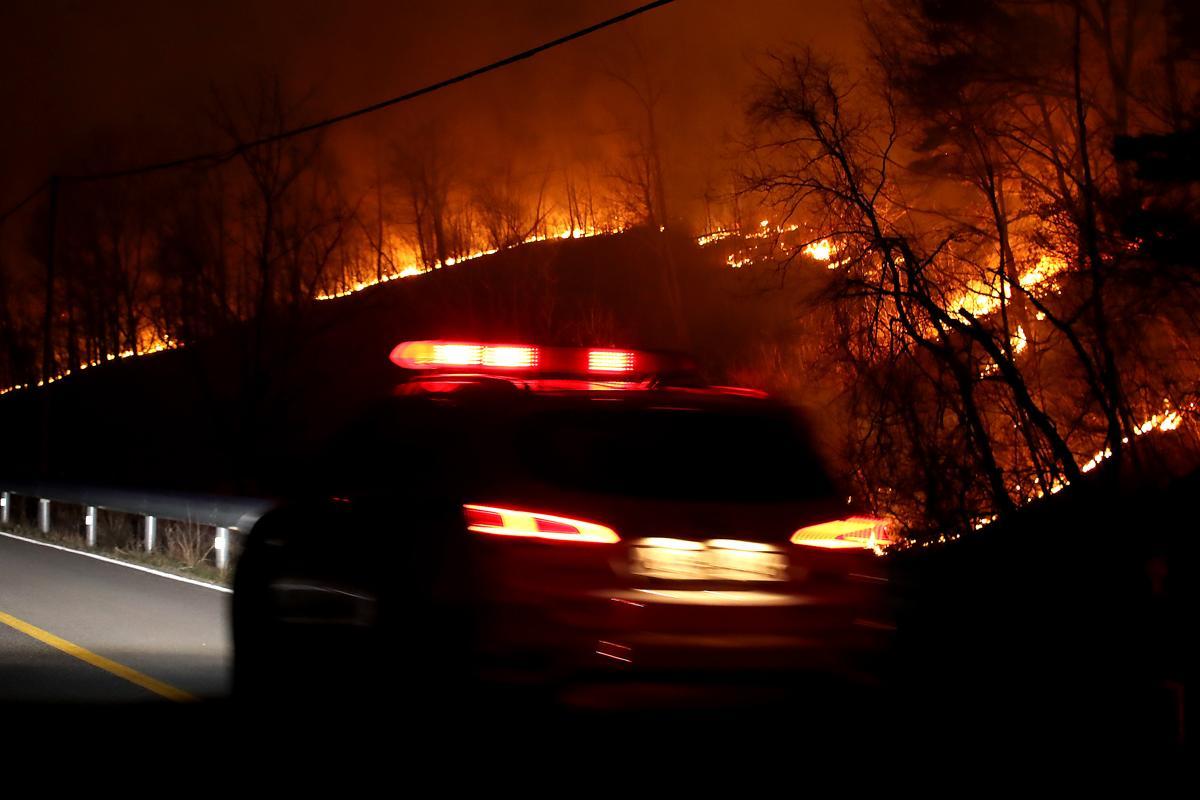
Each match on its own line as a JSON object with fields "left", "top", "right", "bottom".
{"left": 0, "top": 520, "right": 232, "bottom": 587}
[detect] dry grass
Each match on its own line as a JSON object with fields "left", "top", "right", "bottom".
{"left": 0, "top": 499, "right": 231, "bottom": 586}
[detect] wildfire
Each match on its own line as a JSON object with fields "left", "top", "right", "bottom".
{"left": 1011, "top": 325, "right": 1028, "bottom": 354}
{"left": 696, "top": 229, "right": 737, "bottom": 246}
{"left": 315, "top": 222, "right": 626, "bottom": 301}
{"left": 5, "top": 222, "right": 631, "bottom": 394}
{"left": 697, "top": 220, "right": 820, "bottom": 273}
{"left": 802, "top": 239, "right": 833, "bottom": 262}
{"left": 1020, "top": 254, "right": 1069, "bottom": 290}
{"left": 1029, "top": 405, "right": 1187, "bottom": 500}
{"left": 0, "top": 329, "right": 180, "bottom": 396}
{"left": 708, "top": 226, "right": 1071, "bottom": 310}
{"left": 900, "top": 400, "right": 1195, "bottom": 550}
{"left": 952, "top": 254, "right": 1071, "bottom": 320}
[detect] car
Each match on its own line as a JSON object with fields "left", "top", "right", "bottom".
{"left": 231, "top": 340, "right": 896, "bottom": 706}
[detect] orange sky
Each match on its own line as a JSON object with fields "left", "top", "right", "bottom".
{"left": 0, "top": 0, "right": 869, "bottom": 252}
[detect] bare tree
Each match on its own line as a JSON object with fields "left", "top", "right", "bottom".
{"left": 603, "top": 37, "right": 689, "bottom": 345}
{"left": 472, "top": 163, "right": 550, "bottom": 250}
{"left": 604, "top": 39, "right": 671, "bottom": 231}
{"left": 743, "top": 1, "right": 1200, "bottom": 527}
{"left": 391, "top": 121, "right": 458, "bottom": 270}
{"left": 744, "top": 51, "right": 1087, "bottom": 519}
{"left": 210, "top": 77, "right": 324, "bottom": 324}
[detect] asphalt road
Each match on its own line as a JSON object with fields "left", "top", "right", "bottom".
{"left": 0, "top": 532, "right": 230, "bottom": 703}
{"left": 0, "top": 528, "right": 1179, "bottom": 765}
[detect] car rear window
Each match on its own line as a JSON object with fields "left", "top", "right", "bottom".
{"left": 516, "top": 405, "right": 836, "bottom": 502}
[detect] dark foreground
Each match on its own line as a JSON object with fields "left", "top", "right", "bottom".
{"left": 0, "top": 467, "right": 1192, "bottom": 772}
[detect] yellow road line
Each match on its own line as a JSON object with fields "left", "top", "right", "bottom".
{"left": 0, "top": 609, "right": 197, "bottom": 703}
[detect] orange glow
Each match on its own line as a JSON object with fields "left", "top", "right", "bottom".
{"left": 1, "top": 327, "right": 181, "bottom": 397}
{"left": 696, "top": 221, "right": 828, "bottom": 271}
{"left": 803, "top": 239, "right": 833, "bottom": 261}
{"left": 315, "top": 220, "right": 632, "bottom": 301}
{"left": 696, "top": 229, "right": 736, "bottom": 246}
{"left": 790, "top": 516, "right": 893, "bottom": 552}
{"left": 588, "top": 349, "right": 636, "bottom": 373}
{"left": 951, "top": 253, "right": 1072, "bottom": 320}
{"left": 463, "top": 504, "right": 620, "bottom": 544}
{"left": 1011, "top": 325, "right": 1028, "bottom": 354}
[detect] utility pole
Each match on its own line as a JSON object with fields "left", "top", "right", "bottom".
{"left": 42, "top": 175, "right": 59, "bottom": 386}
{"left": 38, "top": 175, "right": 59, "bottom": 476}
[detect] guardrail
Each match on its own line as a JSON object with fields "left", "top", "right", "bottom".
{"left": 0, "top": 482, "right": 275, "bottom": 572}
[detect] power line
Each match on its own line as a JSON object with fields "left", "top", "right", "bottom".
{"left": 64, "top": 0, "right": 677, "bottom": 183}
{"left": 0, "top": 179, "right": 49, "bottom": 226}
{"left": 0, "top": 0, "right": 675, "bottom": 218}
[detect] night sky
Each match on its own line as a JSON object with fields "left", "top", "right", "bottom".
{"left": 0, "top": 1, "right": 860, "bottom": 225}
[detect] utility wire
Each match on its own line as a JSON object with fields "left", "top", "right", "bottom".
{"left": 0, "top": 0, "right": 675, "bottom": 216}
{"left": 64, "top": 0, "right": 676, "bottom": 183}
{"left": 0, "top": 179, "right": 49, "bottom": 226}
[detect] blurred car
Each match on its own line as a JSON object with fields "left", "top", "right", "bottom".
{"left": 231, "top": 340, "right": 895, "bottom": 703}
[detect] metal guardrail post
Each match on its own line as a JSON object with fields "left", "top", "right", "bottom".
{"left": 144, "top": 515, "right": 157, "bottom": 552}
{"left": 85, "top": 505, "right": 97, "bottom": 548}
{"left": 215, "top": 526, "right": 230, "bottom": 572}
{"left": 1, "top": 482, "right": 272, "bottom": 576}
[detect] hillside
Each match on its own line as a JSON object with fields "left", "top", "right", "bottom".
{"left": 0, "top": 228, "right": 825, "bottom": 494}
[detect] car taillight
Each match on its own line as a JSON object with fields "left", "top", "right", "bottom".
{"left": 463, "top": 504, "right": 620, "bottom": 544}
{"left": 790, "top": 517, "right": 893, "bottom": 551}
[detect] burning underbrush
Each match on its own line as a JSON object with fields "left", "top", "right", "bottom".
{"left": 5, "top": 213, "right": 1199, "bottom": 548}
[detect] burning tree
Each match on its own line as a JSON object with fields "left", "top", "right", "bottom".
{"left": 742, "top": 0, "right": 1200, "bottom": 530}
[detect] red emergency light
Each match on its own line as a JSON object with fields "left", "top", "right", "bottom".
{"left": 587, "top": 349, "right": 637, "bottom": 373}
{"left": 389, "top": 339, "right": 678, "bottom": 379}
{"left": 390, "top": 341, "right": 540, "bottom": 370}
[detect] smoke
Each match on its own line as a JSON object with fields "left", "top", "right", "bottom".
{"left": 0, "top": 0, "right": 861, "bottom": 231}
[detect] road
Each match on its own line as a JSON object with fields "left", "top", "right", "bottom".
{"left": 0, "top": 532, "right": 230, "bottom": 703}
{"left": 0, "top": 528, "right": 1179, "bottom": 763}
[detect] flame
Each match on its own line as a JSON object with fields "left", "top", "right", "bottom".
{"left": 951, "top": 254, "right": 1070, "bottom": 320}
{"left": 1011, "top": 325, "right": 1028, "bottom": 354}
{"left": 315, "top": 221, "right": 626, "bottom": 301}
{"left": 697, "top": 221, "right": 817, "bottom": 273}
{"left": 914, "top": 403, "right": 1194, "bottom": 547}
{"left": 696, "top": 229, "right": 736, "bottom": 246}
{"left": 1045, "top": 405, "right": 1186, "bottom": 485}
{"left": 5, "top": 222, "right": 633, "bottom": 394}
{"left": 1020, "top": 254, "right": 1069, "bottom": 289}
{"left": 1, "top": 326, "right": 180, "bottom": 396}
{"left": 803, "top": 239, "right": 833, "bottom": 261}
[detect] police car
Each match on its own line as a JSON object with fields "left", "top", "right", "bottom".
{"left": 231, "top": 340, "right": 894, "bottom": 701}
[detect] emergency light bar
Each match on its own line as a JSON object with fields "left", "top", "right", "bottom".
{"left": 390, "top": 341, "right": 540, "bottom": 370}
{"left": 389, "top": 339, "right": 684, "bottom": 379}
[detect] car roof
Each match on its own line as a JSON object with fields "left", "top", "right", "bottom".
{"left": 392, "top": 375, "right": 782, "bottom": 414}
{"left": 300, "top": 374, "right": 829, "bottom": 501}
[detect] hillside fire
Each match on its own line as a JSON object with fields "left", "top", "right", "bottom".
{"left": 0, "top": 0, "right": 1194, "bottom": 754}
